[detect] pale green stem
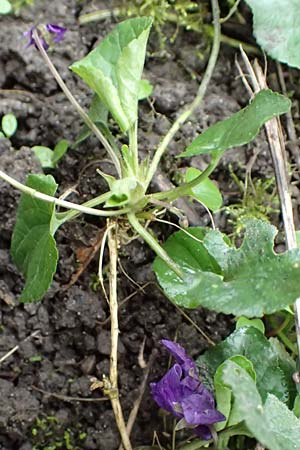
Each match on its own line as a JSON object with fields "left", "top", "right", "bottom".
{"left": 128, "top": 121, "right": 139, "bottom": 177}
{"left": 79, "top": 8, "right": 122, "bottom": 24}
{"left": 55, "top": 191, "right": 112, "bottom": 224}
{"left": 150, "top": 155, "right": 220, "bottom": 202}
{"left": 33, "top": 29, "right": 122, "bottom": 178}
{"left": 220, "top": 0, "right": 241, "bottom": 23}
{"left": 145, "top": 0, "right": 221, "bottom": 189}
{"left": 127, "top": 213, "right": 183, "bottom": 278}
{"left": 0, "top": 170, "right": 129, "bottom": 217}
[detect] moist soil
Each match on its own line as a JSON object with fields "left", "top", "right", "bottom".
{"left": 0, "top": 1, "right": 298, "bottom": 449}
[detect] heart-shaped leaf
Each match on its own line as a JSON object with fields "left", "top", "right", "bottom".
{"left": 11, "top": 174, "right": 58, "bottom": 303}
{"left": 180, "top": 90, "right": 290, "bottom": 158}
{"left": 153, "top": 219, "right": 300, "bottom": 317}
{"left": 70, "top": 17, "right": 152, "bottom": 132}
{"left": 198, "top": 326, "right": 296, "bottom": 408}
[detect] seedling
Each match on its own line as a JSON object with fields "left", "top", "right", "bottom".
{"left": 0, "top": 113, "right": 18, "bottom": 138}
{"left": 32, "top": 139, "right": 69, "bottom": 169}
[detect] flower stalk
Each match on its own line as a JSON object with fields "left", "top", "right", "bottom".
{"left": 32, "top": 29, "right": 122, "bottom": 178}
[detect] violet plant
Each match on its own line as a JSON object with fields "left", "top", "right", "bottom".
{"left": 1, "top": 0, "right": 300, "bottom": 449}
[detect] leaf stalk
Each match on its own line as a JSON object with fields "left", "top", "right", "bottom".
{"left": 144, "top": 0, "right": 221, "bottom": 188}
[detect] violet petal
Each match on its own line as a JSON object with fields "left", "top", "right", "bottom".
{"left": 182, "top": 393, "right": 226, "bottom": 426}
{"left": 150, "top": 364, "right": 184, "bottom": 417}
{"left": 161, "top": 340, "right": 198, "bottom": 376}
{"left": 194, "top": 425, "right": 213, "bottom": 440}
{"left": 46, "top": 24, "right": 67, "bottom": 43}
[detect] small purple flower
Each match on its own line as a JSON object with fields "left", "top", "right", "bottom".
{"left": 24, "top": 24, "right": 67, "bottom": 50}
{"left": 46, "top": 24, "right": 67, "bottom": 43}
{"left": 150, "top": 340, "right": 225, "bottom": 440}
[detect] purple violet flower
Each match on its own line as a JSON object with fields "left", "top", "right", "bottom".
{"left": 46, "top": 24, "right": 67, "bottom": 43}
{"left": 150, "top": 340, "right": 225, "bottom": 440}
{"left": 24, "top": 24, "right": 67, "bottom": 50}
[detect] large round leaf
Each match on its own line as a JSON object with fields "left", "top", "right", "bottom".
{"left": 153, "top": 219, "right": 300, "bottom": 317}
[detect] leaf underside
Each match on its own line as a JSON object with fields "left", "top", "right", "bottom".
{"left": 245, "top": 0, "right": 300, "bottom": 69}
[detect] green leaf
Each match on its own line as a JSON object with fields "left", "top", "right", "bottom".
{"left": 236, "top": 316, "right": 265, "bottom": 334}
{"left": 296, "top": 230, "right": 300, "bottom": 247}
{"left": 185, "top": 167, "right": 222, "bottom": 211}
{"left": 180, "top": 90, "right": 291, "bottom": 158}
{"left": 32, "top": 146, "right": 55, "bottom": 169}
{"left": 138, "top": 79, "right": 153, "bottom": 100}
{"left": 70, "top": 17, "right": 152, "bottom": 132}
{"left": 88, "top": 94, "right": 109, "bottom": 124}
{"left": 73, "top": 95, "right": 116, "bottom": 148}
{"left": 245, "top": 0, "right": 300, "bottom": 69}
{"left": 2, "top": 113, "right": 17, "bottom": 137}
{"left": 223, "top": 360, "right": 300, "bottom": 450}
{"left": 214, "top": 355, "right": 255, "bottom": 431}
{"left": 0, "top": 0, "right": 12, "bottom": 15}
{"left": 293, "top": 394, "right": 300, "bottom": 418}
{"left": 52, "top": 139, "right": 69, "bottom": 166}
{"left": 198, "top": 326, "right": 296, "bottom": 407}
{"left": 153, "top": 219, "right": 300, "bottom": 317}
{"left": 11, "top": 174, "right": 59, "bottom": 303}
{"left": 32, "top": 140, "right": 69, "bottom": 168}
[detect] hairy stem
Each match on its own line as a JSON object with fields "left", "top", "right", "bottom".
{"left": 127, "top": 213, "right": 183, "bottom": 277}
{"left": 33, "top": 29, "right": 122, "bottom": 178}
{"left": 145, "top": 0, "right": 221, "bottom": 188}
{"left": 107, "top": 224, "right": 133, "bottom": 450}
{"left": 0, "top": 170, "right": 128, "bottom": 218}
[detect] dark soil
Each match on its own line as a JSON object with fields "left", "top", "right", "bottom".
{"left": 1, "top": 1, "right": 297, "bottom": 449}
